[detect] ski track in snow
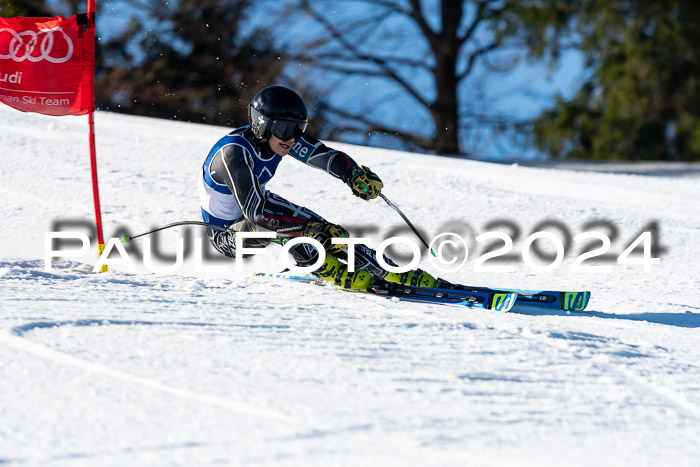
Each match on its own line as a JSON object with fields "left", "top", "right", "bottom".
{"left": 0, "top": 320, "right": 296, "bottom": 423}
{"left": 1, "top": 107, "right": 700, "bottom": 466}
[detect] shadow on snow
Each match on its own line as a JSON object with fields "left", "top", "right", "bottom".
{"left": 512, "top": 305, "right": 700, "bottom": 328}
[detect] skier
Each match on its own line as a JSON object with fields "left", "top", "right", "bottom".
{"left": 199, "top": 85, "right": 438, "bottom": 290}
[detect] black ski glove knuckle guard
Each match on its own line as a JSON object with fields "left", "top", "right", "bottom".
{"left": 345, "top": 165, "right": 383, "bottom": 200}
{"left": 304, "top": 220, "right": 349, "bottom": 255}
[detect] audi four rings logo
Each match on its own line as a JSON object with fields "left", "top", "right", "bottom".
{"left": 0, "top": 27, "right": 74, "bottom": 63}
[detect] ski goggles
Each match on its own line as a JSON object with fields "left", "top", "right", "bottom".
{"left": 269, "top": 119, "right": 308, "bottom": 141}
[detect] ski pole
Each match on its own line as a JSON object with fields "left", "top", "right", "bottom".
{"left": 122, "top": 221, "right": 232, "bottom": 243}
{"left": 377, "top": 192, "right": 436, "bottom": 257}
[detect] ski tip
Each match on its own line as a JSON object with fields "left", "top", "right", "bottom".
{"left": 491, "top": 292, "right": 518, "bottom": 312}
{"left": 562, "top": 291, "right": 591, "bottom": 312}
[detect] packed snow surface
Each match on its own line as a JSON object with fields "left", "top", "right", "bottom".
{"left": 1, "top": 105, "right": 699, "bottom": 466}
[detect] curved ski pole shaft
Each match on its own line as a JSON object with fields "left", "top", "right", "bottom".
{"left": 123, "top": 221, "right": 232, "bottom": 243}
{"left": 378, "top": 193, "right": 436, "bottom": 257}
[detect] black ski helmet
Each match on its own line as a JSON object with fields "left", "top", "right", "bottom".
{"left": 248, "top": 86, "right": 308, "bottom": 141}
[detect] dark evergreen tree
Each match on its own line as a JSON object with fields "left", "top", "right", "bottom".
{"left": 501, "top": 0, "right": 700, "bottom": 161}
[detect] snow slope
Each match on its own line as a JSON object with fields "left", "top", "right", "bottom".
{"left": 1, "top": 105, "right": 699, "bottom": 466}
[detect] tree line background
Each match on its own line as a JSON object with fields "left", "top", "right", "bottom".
{"left": 3, "top": 0, "right": 699, "bottom": 161}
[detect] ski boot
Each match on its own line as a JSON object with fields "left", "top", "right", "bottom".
{"left": 314, "top": 253, "right": 374, "bottom": 291}
{"left": 384, "top": 268, "right": 437, "bottom": 288}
